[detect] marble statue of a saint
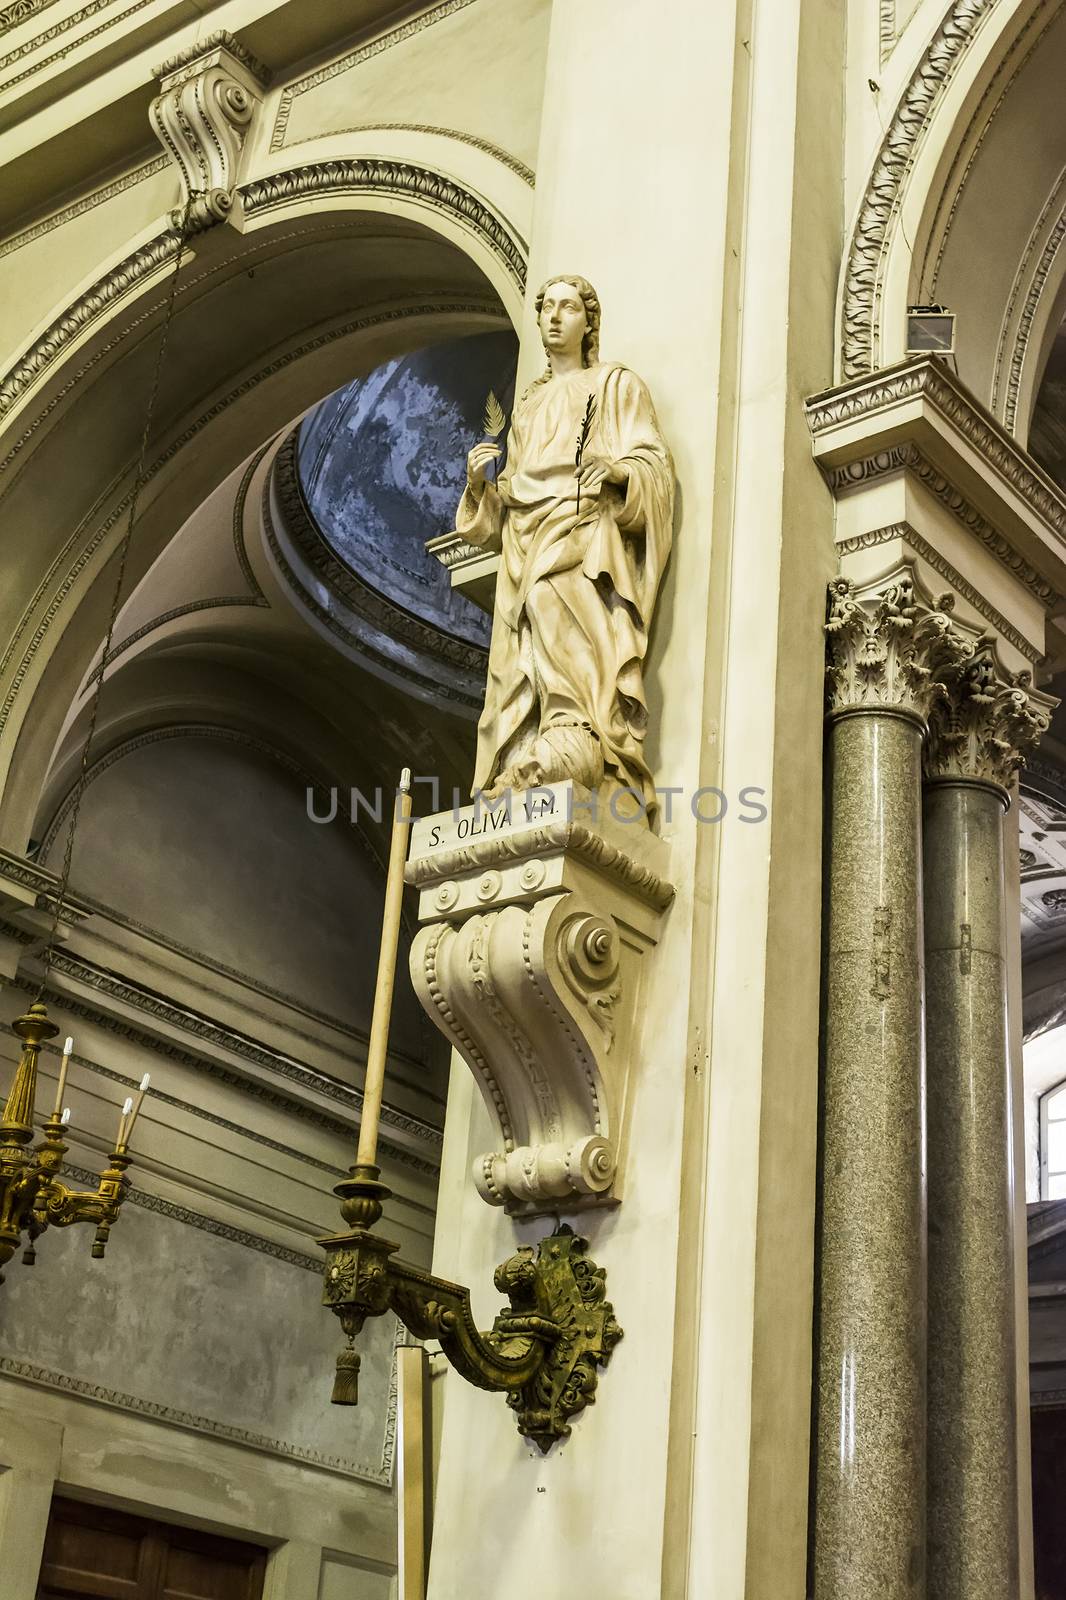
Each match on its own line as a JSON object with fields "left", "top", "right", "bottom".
{"left": 457, "top": 275, "right": 674, "bottom": 813}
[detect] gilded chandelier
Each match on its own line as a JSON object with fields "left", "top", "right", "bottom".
{"left": 0, "top": 1002, "right": 150, "bottom": 1284}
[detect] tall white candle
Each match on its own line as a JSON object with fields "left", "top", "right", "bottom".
{"left": 52, "top": 1036, "right": 73, "bottom": 1118}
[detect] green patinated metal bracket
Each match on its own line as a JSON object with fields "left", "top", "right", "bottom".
{"left": 319, "top": 1166, "right": 622, "bottom": 1453}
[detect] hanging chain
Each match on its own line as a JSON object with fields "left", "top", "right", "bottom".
{"left": 35, "top": 201, "right": 195, "bottom": 1000}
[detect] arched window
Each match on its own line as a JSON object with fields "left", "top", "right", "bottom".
{"left": 1041, "top": 1079, "right": 1066, "bottom": 1200}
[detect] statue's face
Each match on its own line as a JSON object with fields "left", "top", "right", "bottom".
{"left": 539, "top": 282, "right": 588, "bottom": 358}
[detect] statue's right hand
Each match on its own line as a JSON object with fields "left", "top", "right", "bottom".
{"left": 467, "top": 442, "right": 501, "bottom": 490}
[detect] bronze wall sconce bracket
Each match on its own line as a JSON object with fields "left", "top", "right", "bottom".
{"left": 319, "top": 1168, "right": 622, "bottom": 1453}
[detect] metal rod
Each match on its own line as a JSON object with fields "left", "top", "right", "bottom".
{"left": 355, "top": 769, "right": 413, "bottom": 1170}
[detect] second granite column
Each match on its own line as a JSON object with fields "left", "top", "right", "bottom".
{"left": 923, "top": 651, "right": 1053, "bottom": 1600}
{"left": 815, "top": 573, "right": 965, "bottom": 1600}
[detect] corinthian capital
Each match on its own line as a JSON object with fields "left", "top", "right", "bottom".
{"left": 150, "top": 33, "right": 269, "bottom": 231}
{"left": 825, "top": 572, "right": 970, "bottom": 722}
{"left": 925, "top": 649, "right": 1057, "bottom": 790}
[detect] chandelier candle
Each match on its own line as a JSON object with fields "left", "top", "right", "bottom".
{"left": 52, "top": 1036, "right": 73, "bottom": 1118}
{"left": 119, "top": 1074, "right": 151, "bottom": 1151}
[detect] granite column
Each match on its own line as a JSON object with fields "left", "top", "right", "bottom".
{"left": 815, "top": 573, "right": 963, "bottom": 1600}
{"left": 923, "top": 651, "right": 1052, "bottom": 1600}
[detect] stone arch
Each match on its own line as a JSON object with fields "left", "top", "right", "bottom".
{"left": 0, "top": 165, "right": 523, "bottom": 848}
{"left": 838, "top": 0, "right": 1066, "bottom": 437}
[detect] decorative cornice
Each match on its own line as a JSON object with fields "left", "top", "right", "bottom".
{"left": 808, "top": 357, "right": 1066, "bottom": 584}
{"left": 51, "top": 1042, "right": 347, "bottom": 1184}
{"left": 233, "top": 441, "right": 268, "bottom": 596}
{"left": 301, "top": 122, "right": 535, "bottom": 186}
{"left": 40, "top": 946, "right": 443, "bottom": 1153}
{"left": 38, "top": 722, "right": 343, "bottom": 859}
{"left": 827, "top": 437, "right": 1060, "bottom": 607}
{"left": 240, "top": 160, "right": 526, "bottom": 291}
{"left": 154, "top": 29, "right": 270, "bottom": 87}
{"left": 924, "top": 646, "right": 1055, "bottom": 788}
{"left": 0, "top": 0, "right": 63, "bottom": 35}
{"left": 0, "top": 844, "right": 90, "bottom": 914}
{"left": 0, "top": 0, "right": 154, "bottom": 95}
{"left": 2, "top": 969, "right": 440, "bottom": 1178}
{"left": 1001, "top": 186, "right": 1066, "bottom": 432}
{"left": 264, "top": 440, "right": 489, "bottom": 714}
{"left": 0, "top": 159, "right": 168, "bottom": 261}
{"left": 825, "top": 568, "right": 971, "bottom": 721}
{"left": 271, "top": 0, "right": 480, "bottom": 150}
{"left": 405, "top": 821, "right": 675, "bottom": 912}
{"left": 841, "top": 0, "right": 994, "bottom": 380}
{"left": 834, "top": 520, "right": 1040, "bottom": 662}
{"left": 272, "top": 428, "right": 487, "bottom": 683}
{"left": 87, "top": 596, "right": 267, "bottom": 686}
{"left": 921, "top": 2, "right": 1056, "bottom": 303}
{"left": 0, "top": 230, "right": 185, "bottom": 419}
{"left": 62, "top": 1160, "right": 320, "bottom": 1270}
{"left": 0, "top": 1353, "right": 395, "bottom": 1484}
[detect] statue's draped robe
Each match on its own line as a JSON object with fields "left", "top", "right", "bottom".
{"left": 456, "top": 361, "right": 674, "bottom": 807}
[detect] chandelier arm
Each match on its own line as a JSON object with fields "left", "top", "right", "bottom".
{"left": 387, "top": 1258, "right": 554, "bottom": 1392}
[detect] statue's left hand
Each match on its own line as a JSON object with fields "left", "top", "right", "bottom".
{"left": 576, "top": 457, "right": 628, "bottom": 497}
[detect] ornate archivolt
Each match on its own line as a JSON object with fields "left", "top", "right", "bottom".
{"left": 841, "top": 0, "right": 997, "bottom": 381}
{"left": 840, "top": 0, "right": 1066, "bottom": 416}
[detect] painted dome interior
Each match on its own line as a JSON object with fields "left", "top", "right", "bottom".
{"left": 297, "top": 330, "right": 518, "bottom": 651}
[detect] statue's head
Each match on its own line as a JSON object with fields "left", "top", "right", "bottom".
{"left": 535, "top": 275, "right": 601, "bottom": 368}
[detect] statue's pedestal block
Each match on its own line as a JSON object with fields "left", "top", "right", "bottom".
{"left": 405, "top": 783, "right": 673, "bottom": 1216}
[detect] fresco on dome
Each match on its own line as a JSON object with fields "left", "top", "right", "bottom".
{"left": 298, "top": 331, "right": 519, "bottom": 650}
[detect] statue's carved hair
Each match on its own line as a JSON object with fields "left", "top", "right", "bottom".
{"left": 523, "top": 275, "right": 601, "bottom": 396}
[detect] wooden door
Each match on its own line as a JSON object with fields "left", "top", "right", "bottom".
{"left": 37, "top": 1497, "right": 266, "bottom": 1600}
{"left": 1033, "top": 1405, "right": 1066, "bottom": 1600}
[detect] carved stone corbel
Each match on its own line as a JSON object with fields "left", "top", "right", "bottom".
{"left": 150, "top": 32, "right": 270, "bottom": 231}
{"left": 405, "top": 784, "right": 673, "bottom": 1215}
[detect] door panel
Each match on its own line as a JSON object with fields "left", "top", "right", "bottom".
{"left": 37, "top": 1498, "right": 266, "bottom": 1600}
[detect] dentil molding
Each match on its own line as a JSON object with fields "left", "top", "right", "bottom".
{"left": 405, "top": 786, "right": 672, "bottom": 1216}
{"left": 150, "top": 32, "right": 270, "bottom": 231}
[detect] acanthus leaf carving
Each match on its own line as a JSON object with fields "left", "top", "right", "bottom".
{"left": 825, "top": 571, "right": 972, "bottom": 722}
{"left": 924, "top": 648, "right": 1057, "bottom": 790}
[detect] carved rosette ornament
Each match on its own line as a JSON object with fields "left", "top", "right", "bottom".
{"left": 405, "top": 784, "right": 672, "bottom": 1215}
{"left": 924, "top": 649, "right": 1057, "bottom": 791}
{"left": 825, "top": 572, "right": 971, "bottom": 723}
{"left": 150, "top": 33, "right": 270, "bottom": 231}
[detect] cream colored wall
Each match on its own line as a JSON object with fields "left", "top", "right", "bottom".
{"left": 270, "top": 0, "right": 549, "bottom": 170}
